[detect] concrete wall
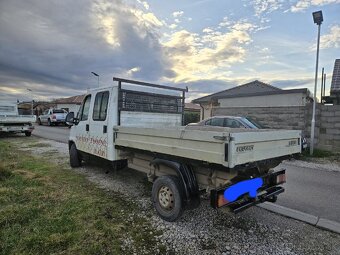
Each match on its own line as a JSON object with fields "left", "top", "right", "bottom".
{"left": 218, "top": 93, "right": 307, "bottom": 107}
{"left": 212, "top": 103, "right": 340, "bottom": 151}
{"left": 316, "top": 105, "right": 340, "bottom": 151}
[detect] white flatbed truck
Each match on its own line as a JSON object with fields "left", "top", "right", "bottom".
{"left": 0, "top": 102, "right": 35, "bottom": 136}
{"left": 66, "top": 78, "right": 301, "bottom": 221}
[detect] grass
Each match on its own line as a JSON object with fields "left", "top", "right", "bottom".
{"left": 301, "top": 148, "right": 335, "bottom": 158}
{"left": 0, "top": 140, "right": 165, "bottom": 255}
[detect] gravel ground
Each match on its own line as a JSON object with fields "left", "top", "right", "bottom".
{"left": 7, "top": 137, "right": 340, "bottom": 255}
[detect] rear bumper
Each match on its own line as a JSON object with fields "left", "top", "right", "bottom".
{"left": 0, "top": 124, "right": 34, "bottom": 133}
{"left": 210, "top": 169, "right": 286, "bottom": 213}
{"left": 51, "top": 119, "right": 65, "bottom": 123}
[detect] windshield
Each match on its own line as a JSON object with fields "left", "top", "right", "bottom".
{"left": 245, "top": 117, "right": 265, "bottom": 128}
{"left": 238, "top": 117, "right": 260, "bottom": 129}
{"left": 53, "top": 109, "right": 65, "bottom": 113}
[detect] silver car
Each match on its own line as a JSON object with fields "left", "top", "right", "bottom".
{"left": 38, "top": 109, "right": 68, "bottom": 126}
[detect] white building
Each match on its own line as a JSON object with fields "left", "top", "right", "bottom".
{"left": 192, "top": 80, "right": 312, "bottom": 120}
{"left": 55, "top": 95, "right": 85, "bottom": 114}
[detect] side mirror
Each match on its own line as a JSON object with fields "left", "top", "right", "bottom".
{"left": 66, "top": 112, "right": 79, "bottom": 126}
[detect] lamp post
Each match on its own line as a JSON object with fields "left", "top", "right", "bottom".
{"left": 310, "top": 10, "right": 323, "bottom": 155}
{"left": 91, "top": 72, "right": 99, "bottom": 87}
{"left": 27, "top": 88, "right": 33, "bottom": 115}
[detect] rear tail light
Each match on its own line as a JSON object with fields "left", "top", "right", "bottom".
{"left": 217, "top": 194, "right": 229, "bottom": 208}
{"left": 52, "top": 114, "right": 56, "bottom": 119}
{"left": 276, "top": 173, "right": 286, "bottom": 184}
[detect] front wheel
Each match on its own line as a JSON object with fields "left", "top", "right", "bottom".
{"left": 69, "top": 143, "right": 81, "bottom": 168}
{"left": 152, "top": 175, "right": 184, "bottom": 222}
{"left": 24, "top": 131, "right": 32, "bottom": 137}
{"left": 48, "top": 119, "right": 52, "bottom": 126}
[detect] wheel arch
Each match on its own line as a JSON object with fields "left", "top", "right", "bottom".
{"left": 150, "top": 158, "right": 200, "bottom": 210}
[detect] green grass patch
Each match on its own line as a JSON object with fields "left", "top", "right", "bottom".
{"left": 302, "top": 148, "right": 335, "bottom": 158}
{"left": 0, "top": 139, "right": 165, "bottom": 255}
{"left": 25, "top": 142, "right": 52, "bottom": 148}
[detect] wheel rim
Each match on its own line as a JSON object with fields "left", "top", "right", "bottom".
{"left": 158, "top": 185, "right": 174, "bottom": 210}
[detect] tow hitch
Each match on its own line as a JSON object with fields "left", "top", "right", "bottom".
{"left": 210, "top": 169, "right": 286, "bottom": 212}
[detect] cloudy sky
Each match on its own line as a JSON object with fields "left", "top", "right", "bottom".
{"left": 0, "top": 0, "right": 339, "bottom": 102}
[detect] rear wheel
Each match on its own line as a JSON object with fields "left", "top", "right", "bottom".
{"left": 24, "top": 131, "right": 31, "bottom": 137}
{"left": 69, "top": 143, "right": 81, "bottom": 168}
{"left": 152, "top": 175, "right": 184, "bottom": 222}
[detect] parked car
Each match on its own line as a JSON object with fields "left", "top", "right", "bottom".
{"left": 188, "top": 116, "right": 308, "bottom": 150}
{"left": 38, "top": 109, "right": 68, "bottom": 126}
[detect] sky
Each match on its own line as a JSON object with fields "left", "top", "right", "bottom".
{"left": 0, "top": 0, "right": 339, "bottom": 103}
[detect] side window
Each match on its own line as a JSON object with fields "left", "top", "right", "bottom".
{"left": 93, "top": 91, "right": 109, "bottom": 121}
{"left": 225, "top": 118, "right": 242, "bottom": 128}
{"left": 205, "top": 119, "right": 212, "bottom": 125}
{"left": 79, "top": 95, "right": 92, "bottom": 121}
{"left": 210, "top": 118, "right": 224, "bottom": 127}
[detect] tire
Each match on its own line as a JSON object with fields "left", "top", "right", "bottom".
{"left": 48, "top": 119, "right": 52, "bottom": 126}
{"left": 152, "top": 175, "right": 184, "bottom": 222}
{"left": 69, "top": 143, "right": 81, "bottom": 168}
{"left": 38, "top": 118, "right": 42, "bottom": 125}
{"left": 24, "top": 131, "right": 32, "bottom": 137}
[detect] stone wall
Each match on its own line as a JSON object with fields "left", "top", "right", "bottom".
{"left": 317, "top": 105, "right": 340, "bottom": 151}
{"left": 212, "top": 103, "right": 340, "bottom": 151}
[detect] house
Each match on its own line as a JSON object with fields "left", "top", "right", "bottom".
{"left": 192, "top": 80, "right": 312, "bottom": 120}
{"left": 54, "top": 95, "right": 85, "bottom": 113}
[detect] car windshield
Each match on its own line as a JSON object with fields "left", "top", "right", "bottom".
{"left": 53, "top": 109, "right": 65, "bottom": 113}
{"left": 238, "top": 117, "right": 260, "bottom": 129}
{"left": 245, "top": 117, "right": 265, "bottom": 128}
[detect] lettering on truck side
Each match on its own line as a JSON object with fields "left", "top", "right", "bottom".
{"left": 76, "top": 135, "right": 108, "bottom": 158}
{"left": 236, "top": 145, "right": 254, "bottom": 153}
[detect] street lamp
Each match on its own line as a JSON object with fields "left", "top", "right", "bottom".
{"left": 27, "top": 88, "right": 33, "bottom": 115}
{"left": 91, "top": 72, "right": 99, "bottom": 87}
{"left": 310, "top": 10, "right": 323, "bottom": 155}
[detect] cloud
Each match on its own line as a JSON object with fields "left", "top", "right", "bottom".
{"left": 319, "top": 25, "right": 340, "bottom": 49}
{"left": 0, "top": 0, "right": 172, "bottom": 101}
{"left": 252, "top": 0, "right": 284, "bottom": 17}
{"left": 309, "top": 25, "right": 340, "bottom": 50}
{"left": 137, "top": 0, "right": 149, "bottom": 10}
{"left": 291, "top": 0, "right": 340, "bottom": 12}
{"left": 172, "top": 11, "right": 184, "bottom": 18}
{"left": 162, "top": 20, "right": 257, "bottom": 83}
{"left": 169, "top": 23, "right": 178, "bottom": 29}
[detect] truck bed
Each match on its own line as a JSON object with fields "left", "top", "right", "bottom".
{"left": 114, "top": 126, "right": 301, "bottom": 168}
{"left": 0, "top": 115, "right": 36, "bottom": 124}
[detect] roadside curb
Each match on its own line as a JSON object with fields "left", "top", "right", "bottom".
{"left": 257, "top": 202, "right": 340, "bottom": 234}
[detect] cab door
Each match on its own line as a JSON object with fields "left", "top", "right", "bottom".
{"left": 74, "top": 94, "right": 92, "bottom": 154}
{"left": 88, "top": 90, "right": 110, "bottom": 159}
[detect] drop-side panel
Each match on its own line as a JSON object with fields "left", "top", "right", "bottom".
{"left": 114, "top": 126, "right": 227, "bottom": 165}
{"left": 114, "top": 127, "right": 301, "bottom": 168}
{"left": 228, "top": 130, "right": 301, "bottom": 168}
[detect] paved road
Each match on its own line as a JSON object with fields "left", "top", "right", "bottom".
{"left": 276, "top": 163, "right": 340, "bottom": 222}
{"left": 32, "top": 124, "right": 340, "bottom": 222}
{"left": 33, "top": 124, "right": 70, "bottom": 144}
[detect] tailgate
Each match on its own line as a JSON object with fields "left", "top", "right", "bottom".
{"left": 228, "top": 130, "right": 301, "bottom": 168}
{"left": 0, "top": 115, "right": 36, "bottom": 124}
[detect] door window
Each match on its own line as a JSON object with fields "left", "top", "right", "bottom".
{"left": 79, "top": 95, "right": 91, "bottom": 121}
{"left": 210, "top": 118, "right": 224, "bottom": 127}
{"left": 93, "top": 91, "right": 109, "bottom": 121}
